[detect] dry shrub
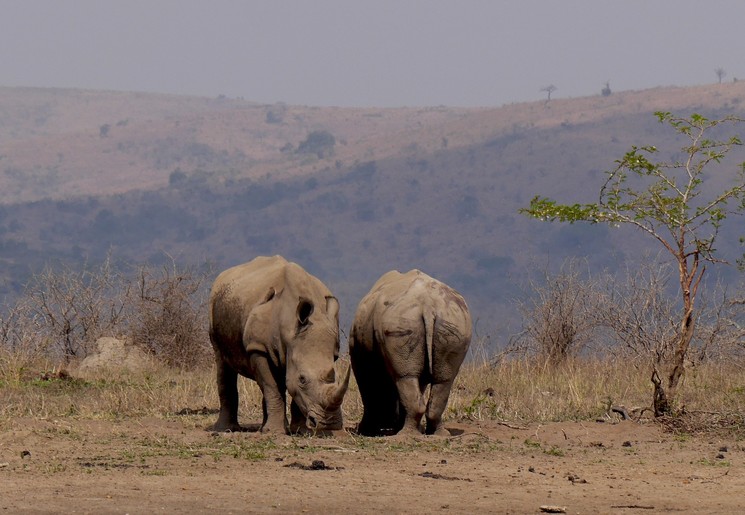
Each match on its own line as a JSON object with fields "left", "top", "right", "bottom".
{"left": 0, "top": 301, "right": 54, "bottom": 383}
{"left": 594, "top": 263, "right": 678, "bottom": 367}
{"left": 128, "top": 261, "right": 211, "bottom": 369}
{"left": 20, "top": 257, "right": 129, "bottom": 363}
{"left": 510, "top": 259, "right": 601, "bottom": 365}
{"left": 511, "top": 259, "right": 745, "bottom": 378}
{"left": 692, "top": 284, "right": 745, "bottom": 364}
{"left": 0, "top": 256, "right": 213, "bottom": 382}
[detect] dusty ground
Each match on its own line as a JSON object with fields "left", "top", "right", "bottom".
{"left": 1, "top": 414, "right": 743, "bottom": 514}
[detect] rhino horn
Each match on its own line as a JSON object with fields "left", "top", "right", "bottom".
{"left": 326, "top": 362, "right": 350, "bottom": 408}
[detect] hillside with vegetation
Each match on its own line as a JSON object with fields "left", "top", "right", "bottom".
{"left": 1, "top": 83, "right": 745, "bottom": 333}
{"left": 4, "top": 85, "right": 745, "bottom": 514}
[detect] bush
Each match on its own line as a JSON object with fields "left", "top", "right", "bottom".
{"left": 129, "top": 261, "right": 211, "bottom": 369}
{"left": 0, "top": 256, "right": 212, "bottom": 374}
{"left": 296, "top": 130, "right": 335, "bottom": 159}
{"left": 21, "top": 257, "right": 129, "bottom": 362}
{"left": 510, "top": 259, "right": 600, "bottom": 364}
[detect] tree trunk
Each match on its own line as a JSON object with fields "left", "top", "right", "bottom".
{"left": 652, "top": 309, "right": 694, "bottom": 417}
{"left": 651, "top": 368, "right": 669, "bottom": 416}
{"left": 652, "top": 257, "right": 701, "bottom": 417}
{"left": 667, "top": 304, "right": 695, "bottom": 396}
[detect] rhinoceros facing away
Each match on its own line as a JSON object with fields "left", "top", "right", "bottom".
{"left": 209, "top": 256, "right": 349, "bottom": 433}
{"left": 350, "top": 270, "right": 472, "bottom": 436}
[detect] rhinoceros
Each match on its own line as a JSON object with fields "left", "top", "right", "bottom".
{"left": 349, "top": 270, "right": 471, "bottom": 436}
{"left": 209, "top": 255, "right": 349, "bottom": 433}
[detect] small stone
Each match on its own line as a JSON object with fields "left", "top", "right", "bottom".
{"left": 20, "top": 450, "right": 30, "bottom": 459}
{"left": 540, "top": 506, "right": 567, "bottom": 513}
{"left": 718, "top": 446, "right": 728, "bottom": 453}
{"left": 622, "top": 441, "right": 632, "bottom": 447}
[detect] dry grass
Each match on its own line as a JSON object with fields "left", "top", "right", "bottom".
{"left": 449, "top": 358, "right": 743, "bottom": 425}
{"left": 2, "top": 352, "right": 744, "bottom": 436}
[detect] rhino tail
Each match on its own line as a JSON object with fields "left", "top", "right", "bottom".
{"left": 424, "top": 311, "right": 435, "bottom": 377}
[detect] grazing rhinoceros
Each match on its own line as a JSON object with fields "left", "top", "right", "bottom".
{"left": 349, "top": 270, "right": 472, "bottom": 436}
{"left": 209, "top": 255, "right": 349, "bottom": 433}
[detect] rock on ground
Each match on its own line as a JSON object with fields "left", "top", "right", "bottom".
{"left": 75, "top": 337, "right": 154, "bottom": 377}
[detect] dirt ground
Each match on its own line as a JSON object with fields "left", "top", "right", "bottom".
{"left": 1, "top": 415, "right": 743, "bottom": 514}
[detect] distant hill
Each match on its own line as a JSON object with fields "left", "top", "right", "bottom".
{"left": 2, "top": 84, "right": 745, "bottom": 338}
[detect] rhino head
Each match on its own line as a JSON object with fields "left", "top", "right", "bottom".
{"left": 283, "top": 295, "right": 350, "bottom": 431}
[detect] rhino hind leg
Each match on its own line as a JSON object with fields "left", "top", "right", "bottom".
{"left": 354, "top": 364, "right": 399, "bottom": 436}
{"left": 351, "top": 336, "right": 398, "bottom": 436}
{"left": 425, "top": 380, "right": 455, "bottom": 436}
{"left": 212, "top": 359, "right": 243, "bottom": 432}
{"left": 395, "top": 376, "right": 426, "bottom": 435}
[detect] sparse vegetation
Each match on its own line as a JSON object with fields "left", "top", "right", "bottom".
{"left": 0, "top": 256, "right": 211, "bottom": 376}
{"left": 1, "top": 256, "right": 743, "bottom": 431}
{"left": 3, "top": 86, "right": 745, "bottom": 442}
{"left": 129, "top": 260, "right": 211, "bottom": 369}
{"left": 296, "top": 129, "right": 336, "bottom": 159}
{"left": 510, "top": 259, "right": 599, "bottom": 364}
{"left": 523, "top": 112, "right": 745, "bottom": 416}
{"left": 3, "top": 346, "right": 745, "bottom": 436}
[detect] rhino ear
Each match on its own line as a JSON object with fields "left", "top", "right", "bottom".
{"left": 297, "top": 298, "right": 314, "bottom": 328}
{"left": 260, "top": 287, "right": 276, "bottom": 305}
{"left": 325, "top": 296, "right": 339, "bottom": 320}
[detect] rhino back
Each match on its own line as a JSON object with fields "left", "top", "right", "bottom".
{"left": 210, "top": 256, "right": 336, "bottom": 353}
{"left": 362, "top": 269, "right": 471, "bottom": 355}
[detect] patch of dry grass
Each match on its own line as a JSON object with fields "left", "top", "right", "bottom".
{"left": 2, "top": 353, "right": 744, "bottom": 435}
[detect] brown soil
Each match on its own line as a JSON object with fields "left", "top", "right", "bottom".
{"left": 1, "top": 416, "right": 742, "bottom": 514}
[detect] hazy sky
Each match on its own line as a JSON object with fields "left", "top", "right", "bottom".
{"left": 1, "top": 1, "right": 743, "bottom": 107}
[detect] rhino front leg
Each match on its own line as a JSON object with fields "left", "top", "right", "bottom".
{"left": 426, "top": 380, "right": 454, "bottom": 436}
{"left": 249, "top": 353, "right": 288, "bottom": 434}
{"left": 289, "top": 400, "right": 307, "bottom": 434}
{"left": 395, "top": 376, "right": 426, "bottom": 435}
{"left": 213, "top": 357, "right": 242, "bottom": 432}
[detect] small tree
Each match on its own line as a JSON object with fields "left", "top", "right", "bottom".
{"left": 521, "top": 112, "right": 745, "bottom": 416}
{"left": 715, "top": 67, "right": 727, "bottom": 84}
{"left": 601, "top": 82, "right": 612, "bottom": 97}
{"left": 296, "top": 130, "right": 336, "bottom": 159}
{"left": 541, "top": 85, "right": 557, "bottom": 102}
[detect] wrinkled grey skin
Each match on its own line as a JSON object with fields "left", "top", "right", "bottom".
{"left": 349, "top": 270, "right": 472, "bottom": 436}
{"left": 209, "top": 256, "right": 349, "bottom": 434}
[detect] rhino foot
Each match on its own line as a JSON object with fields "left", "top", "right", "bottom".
{"left": 260, "top": 421, "right": 289, "bottom": 435}
{"left": 397, "top": 424, "right": 424, "bottom": 436}
{"left": 429, "top": 426, "right": 451, "bottom": 437}
{"left": 211, "top": 421, "right": 245, "bottom": 433}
